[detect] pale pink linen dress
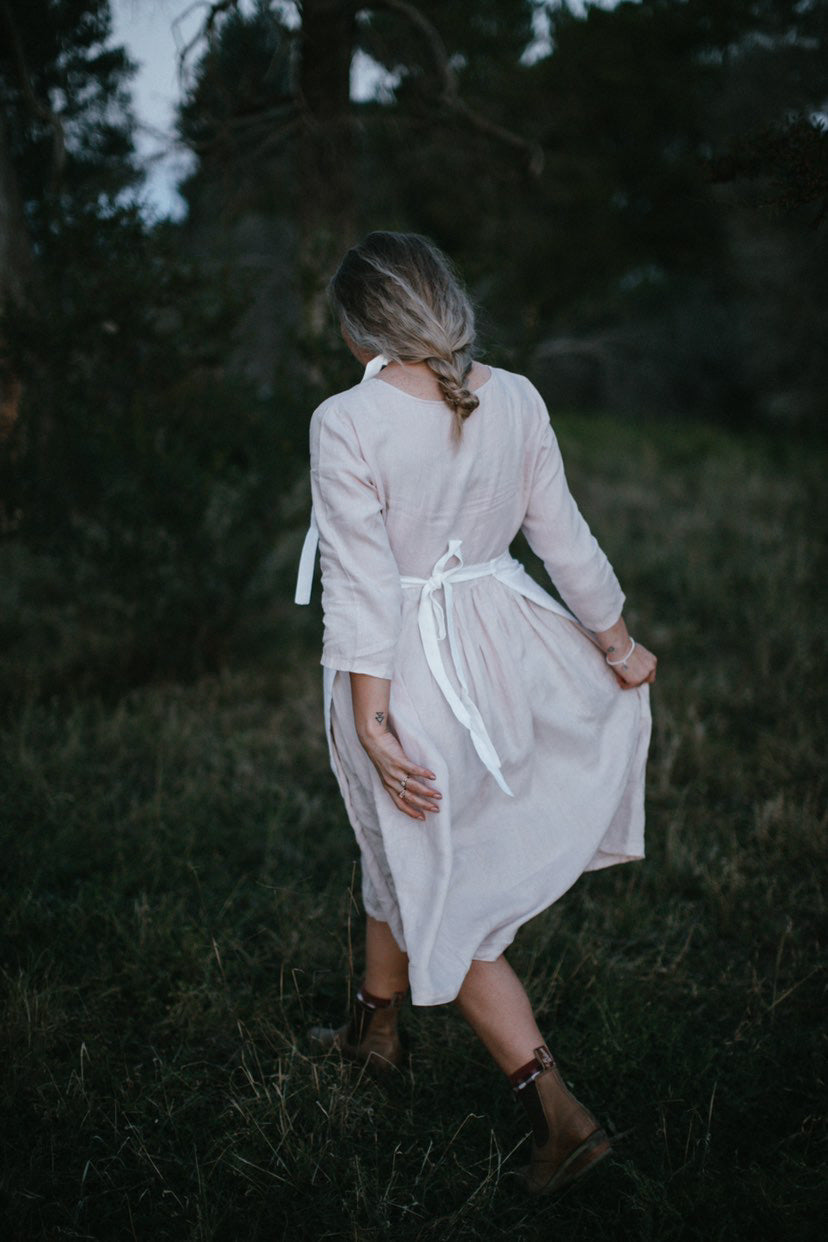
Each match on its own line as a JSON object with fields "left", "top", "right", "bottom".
{"left": 308, "top": 365, "right": 651, "bottom": 1006}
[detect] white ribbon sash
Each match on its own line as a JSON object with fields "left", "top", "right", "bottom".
{"left": 400, "top": 542, "right": 582, "bottom": 797}
{"left": 402, "top": 542, "right": 513, "bottom": 794}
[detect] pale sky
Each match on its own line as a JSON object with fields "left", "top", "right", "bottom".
{"left": 110, "top": 0, "right": 234, "bottom": 218}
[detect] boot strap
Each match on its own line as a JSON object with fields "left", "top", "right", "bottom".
{"left": 356, "top": 987, "right": 406, "bottom": 1010}
{"left": 349, "top": 988, "right": 405, "bottom": 1044}
{"left": 534, "top": 1044, "right": 556, "bottom": 1071}
{"left": 511, "top": 1044, "right": 556, "bottom": 1096}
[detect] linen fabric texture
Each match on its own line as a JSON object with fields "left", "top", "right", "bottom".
{"left": 308, "top": 366, "right": 651, "bottom": 1006}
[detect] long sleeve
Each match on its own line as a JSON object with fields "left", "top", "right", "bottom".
{"left": 520, "top": 381, "right": 624, "bottom": 632}
{"left": 310, "top": 400, "right": 403, "bottom": 678}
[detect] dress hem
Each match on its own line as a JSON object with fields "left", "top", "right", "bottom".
{"left": 408, "top": 851, "right": 646, "bottom": 1007}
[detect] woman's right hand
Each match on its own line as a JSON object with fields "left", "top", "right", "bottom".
{"left": 359, "top": 729, "right": 443, "bottom": 822}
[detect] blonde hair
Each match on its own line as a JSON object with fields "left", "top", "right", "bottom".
{"left": 329, "top": 231, "right": 479, "bottom": 438}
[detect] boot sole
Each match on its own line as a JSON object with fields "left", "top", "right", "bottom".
{"left": 523, "top": 1129, "right": 612, "bottom": 1196}
{"left": 307, "top": 1025, "right": 404, "bottom": 1072}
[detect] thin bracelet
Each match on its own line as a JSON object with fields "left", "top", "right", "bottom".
{"left": 605, "top": 637, "right": 636, "bottom": 668}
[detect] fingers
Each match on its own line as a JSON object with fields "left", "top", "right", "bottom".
{"left": 407, "top": 763, "right": 438, "bottom": 782}
{"left": 614, "top": 664, "right": 657, "bottom": 689}
{"left": 381, "top": 760, "right": 442, "bottom": 820}
{"left": 387, "top": 777, "right": 441, "bottom": 817}
{"left": 608, "top": 641, "right": 657, "bottom": 690}
{"left": 388, "top": 784, "right": 437, "bottom": 819}
{"left": 392, "top": 789, "right": 427, "bottom": 821}
{"left": 402, "top": 776, "right": 441, "bottom": 803}
{"left": 398, "top": 762, "right": 441, "bottom": 800}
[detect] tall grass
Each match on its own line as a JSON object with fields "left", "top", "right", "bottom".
{"left": 1, "top": 414, "right": 825, "bottom": 1240}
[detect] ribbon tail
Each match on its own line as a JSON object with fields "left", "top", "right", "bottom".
{"left": 418, "top": 594, "right": 514, "bottom": 797}
{"left": 294, "top": 509, "right": 319, "bottom": 605}
{"left": 442, "top": 576, "right": 514, "bottom": 796}
{"left": 418, "top": 598, "right": 473, "bottom": 734}
{"left": 462, "top": 697, "right": 514, "bottom": 797}
{"left": 487, "top": 763, "right": 514, "bottom": 797}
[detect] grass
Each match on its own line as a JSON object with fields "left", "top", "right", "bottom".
{"left": 1, "top": 412, "right": 826, "bottom": 1240}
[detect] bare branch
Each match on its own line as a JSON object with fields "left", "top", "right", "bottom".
{"left": 364, "top": 0, "right": 544, "bottom": 176}
{"left": 212, "top": 102, "right": 299, "bottom": 135}
{"left": 171, "top": 1, "right": 300, "bottom": 161}
{"left": 1, "top": 2, "right": 66, "bottom": 191}
{"left": 247, "top": 114, "right": 303, "bottom": 162}
{"left": 174, "top": 0, "right": 241, "bottom": 85}
{"left": 171, "top": 0, "right": 544, "bottom": 176}
{"left": 452, "top": 97, "right": 545, "bottom": 177}
{"left": 181, "top": 104, "right": 300, "bottom": 156}
{"left": 367, "top": 0, "right": 459, "bottom": 99}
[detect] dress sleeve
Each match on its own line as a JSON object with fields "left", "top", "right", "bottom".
{"left": 310, "top": 401, "right": 403, "bottom": 679}
{"left": 519, "top": 380, "right": 625, "bottom": 632}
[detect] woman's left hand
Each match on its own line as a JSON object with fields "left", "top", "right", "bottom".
{"left": 358, "top": 729, "right": 442, "bottom": 822}
{"left": 610, "top": 642, "right": 657, "bottom": 690}
{"left": 593, "top": 617, "right": 657, "bottom": 691}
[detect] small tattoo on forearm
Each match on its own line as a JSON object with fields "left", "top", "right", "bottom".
{"left": 374, "top": 711, "right": 385, "bottom": 725}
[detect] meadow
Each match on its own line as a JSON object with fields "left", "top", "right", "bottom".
{"left": 1, "top": 413, "right": 825, "bottom": 1241}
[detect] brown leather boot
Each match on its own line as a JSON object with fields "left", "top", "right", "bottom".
{"left": 515, "top": 1044, "right": 611, "bottom": 1195}
{"left": 308, "top": 988, "right": 406, "bottom": 1071}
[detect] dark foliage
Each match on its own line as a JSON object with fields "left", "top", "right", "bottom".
{"left": 0, "top": 3, "right": 309, "bottom": 692}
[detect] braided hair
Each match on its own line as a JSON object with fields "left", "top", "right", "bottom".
{"left": 329, "top": 231, "right": 480, "bottom": 438}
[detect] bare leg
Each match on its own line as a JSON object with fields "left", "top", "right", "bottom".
{"left": 455, "top": 954, "right": 610, "bottom": 1194}
{"left": 363, "top": 915, "right": 409, "bottom": 996}
{"left": 453, "top": 954, "right": 545, "bottom": 1076}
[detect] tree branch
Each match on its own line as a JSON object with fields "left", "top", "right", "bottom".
{"left": 181, "top": 103, "right": 300, "bottom": 156}
{"left": 248, "top": 114, "right": 303, "bottom": 163}
{"left": 364, "top": 0, "right": 544, "bottom": 176}
{"left": 452, "top": 96, "right": 545, "bottom": 177}
{"left": 174, "top": 0, "right": 242, "bottom": 83}
{"left": 174, "top": 0, "right": 545, "bottom": 177}
{"left": 368, "top": 0, "right": 458, "bottom": 99}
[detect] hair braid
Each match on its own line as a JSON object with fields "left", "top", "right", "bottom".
{"left": 425, "top": 350, "right": 479, "bottom": 436}
{"left": 328, "top": 231, "right": 480, "bottom": 439}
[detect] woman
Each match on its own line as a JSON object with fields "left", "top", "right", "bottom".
{"left": 295, "top": 231, "right": 656, "bottom": 1196}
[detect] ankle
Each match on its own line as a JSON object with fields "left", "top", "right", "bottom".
{"left": 357, "top": 984, "right": 407, "bottom": 1009}
{"left": 509, "top": 1044, "right": 556, "bottom": 1093}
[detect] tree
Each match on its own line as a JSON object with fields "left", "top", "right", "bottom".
{"left": 176, "top": 0, "right": 827, "bottom": 419}
{"left": 0, "top": 0, "right": 138, "bottom": 443}
{"left": 0, "top": 2, "right": 289, "bottom": 688}
{"left": 176, "top": 0, "right": 542, "bottom": 377}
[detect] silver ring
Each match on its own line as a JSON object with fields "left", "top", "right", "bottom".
{"left": 399, "top": 776, "right": 408, "bottom": 792}
{"left": 399, "top": 789, "right": 406, "bottom": 801}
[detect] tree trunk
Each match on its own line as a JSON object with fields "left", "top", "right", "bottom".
{"left": 298, "top": 0, "right": 358, "bottom": 358}
{"left": 0, "top": 109, "right": 33, "bottom": 439}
